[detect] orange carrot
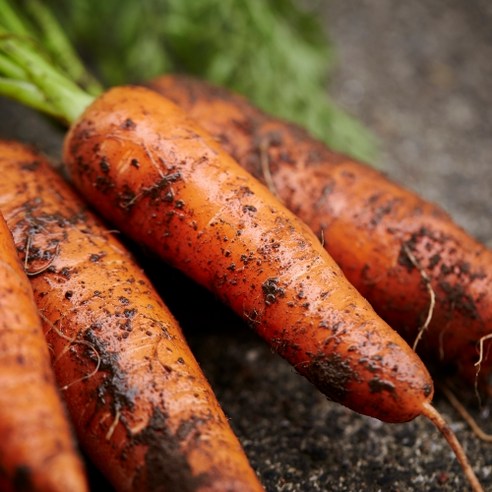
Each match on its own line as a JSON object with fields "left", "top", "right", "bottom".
{"left": 0, "top": 210, "right": 87, "bottom": 492}
{"left": 146, "top": 74, "right": 492, "bottom": 389}
{"left": 0, "top": 140, "right": 265, "bottom": 492}
{"left": 61, "top": 85, "right": 434, "bottom": 424}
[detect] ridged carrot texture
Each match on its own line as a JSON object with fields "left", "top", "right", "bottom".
{"left": 0, "top": 140, "right": 264, "bottom": 492}
{"left": 63, "top": 85, "right": 434, "bottom": 425}
{"left": 146, "top": 75, "right": 492, "bottom": 389}
{"left": 0, "top": 211, "right": 88, "bottom": 492}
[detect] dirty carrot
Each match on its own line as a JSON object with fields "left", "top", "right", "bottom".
{"left": 0, "top": 140, "right": 265, "bottom": 492}
{"left": 0, "top": 210, "right": 88, "bottom": 492}
{"left": 146, "top": 74, "right": 492, "bottom": 390}
{"left": 61, "top": 84, "right": 437, "bottom": 422}
{"left": 0, "top": 28, "right": 484, "bottom": 490}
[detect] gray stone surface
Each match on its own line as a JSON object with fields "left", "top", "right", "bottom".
{"left": 0, "top": 1, "right": 491, "bottom": 490}
{"left": 325, "top": 0, "right": 492, "bottom": 247}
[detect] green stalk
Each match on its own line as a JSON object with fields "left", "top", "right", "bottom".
{"left": 0, "top": 0, "right": 32, "bottom": 36}
{"left": 0, "top": 28, "right": 94, "bottom": 124}
{"left": 0, "top": 51, "right": 27, "bottom": 79}
{"left": 21, "top": 0, "right": 103, "bottom": 95}
{"left": 0, "top": 77, "right": 62, "bottom": 118}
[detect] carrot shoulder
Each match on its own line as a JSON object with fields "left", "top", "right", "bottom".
{"left": 0, "top": 211, "right": 87, "bottom": 492}
{"left": 147, "top": 75, "right": 492, "bottom": 388}
{"left": 63, "top": 85, "right": 433, "bottom": 424}
{"left": 0, "top": 140, "right": 264, "bottom": 492}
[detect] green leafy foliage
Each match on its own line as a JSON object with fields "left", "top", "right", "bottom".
{"left": 45, "top": 0, "right": 379, "bottom": 163}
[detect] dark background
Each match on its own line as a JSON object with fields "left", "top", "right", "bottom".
{"left": 1, "top": 0, "right": 491, "bottom": 490}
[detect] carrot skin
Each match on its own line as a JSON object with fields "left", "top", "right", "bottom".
{"left": 63, "top": 86, "right": 434, "bottom": 424}
{"left": 146, "top": 75, "right": 492, "bottom": 387}
{"left": 0, "top": 212, "right": 88, "bottom": 492}
{"left": 0, "top": 140, "right": 264, "bottom": 492}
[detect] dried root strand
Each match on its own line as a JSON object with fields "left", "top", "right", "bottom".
{"left": 39, "top": 312, "right": 101, "bottom": 390}
{"left": 24, "top": 234, "right": 60, "bottom": 276}
{"left": 259, "top": 137, "right": 279, "bottom": 199}
{"left": 441, "top": 383, "right": 492, "bottom": 443}
{"left": 105, "top": 409, "right": 121, "bottom": 441}
{"left": 475, "top": 333, "right": 492, "bottom": 382}
{"left": 402, "top": 244, "right": 436, "bottom": 351}
{"left": 421, "top": 402, "right": 483, "bottom": 492}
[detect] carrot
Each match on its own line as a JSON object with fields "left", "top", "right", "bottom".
{"left": 59, "top": 84, "right": 432, "bottom": 423}
{"left": 0, "top": 210, "right": 88, "bottom": 492}
{"left": 0, "top": 28, "right": 483, "bottom": 490}
{"left": 146, "top": 74, "right": 492, "bottom": 389}
{"left": 0, "top": 140, "right": 265, "bottom": 492}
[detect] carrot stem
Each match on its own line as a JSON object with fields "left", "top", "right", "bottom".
{"left": 421, "top": 402, "right": 483, "bottom": 492}
{"left": 20, "top": 0, "right": 102, "bottom": 95}
{"left": 0, "top": 0, "right": 32, "bottom": 37}
{"left": 0, "top": 26, "right": 93, "bottom": 123}
{"left": 0, "top": 77, "right": 60, "bottom": 117}
{"left": 0, "top": 51, "right": 26, "bottom": 78}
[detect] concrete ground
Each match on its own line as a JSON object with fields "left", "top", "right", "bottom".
{"left": 0, "top": 0, "right": 491, "bottom": 490}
